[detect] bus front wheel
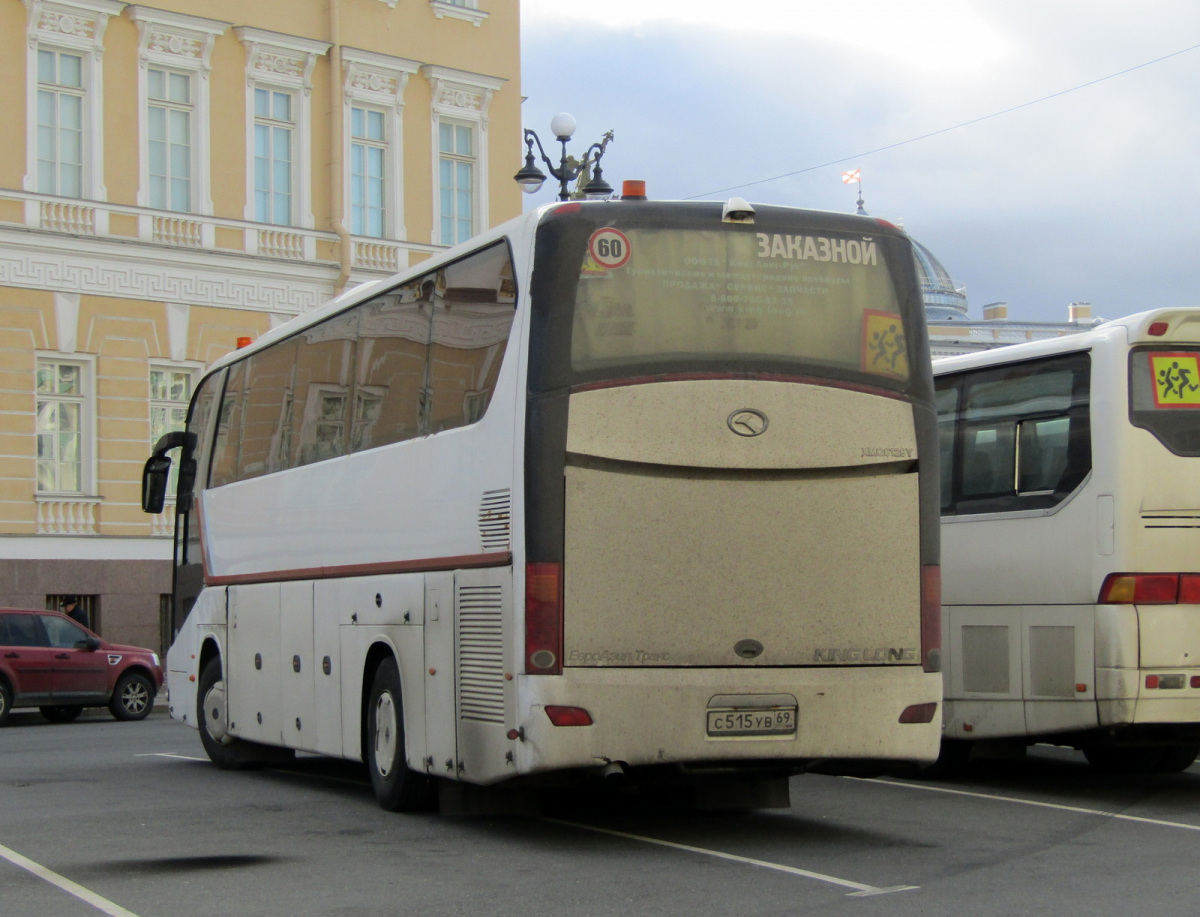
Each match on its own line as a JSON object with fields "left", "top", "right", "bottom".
{"left": 197, "top": 658, "right": 292, "bottom": 769}
{"left": 367, "top": 657, "right": 435, "bottom": 812}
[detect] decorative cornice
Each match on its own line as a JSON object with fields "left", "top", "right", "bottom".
{"left": 342, "top": 47, "right": 419, "bottom": 109}
{"left": 26, "top": 0, "right": 125, "bottom": 53}
{"left": 420, "top": 64, "right": 505, "bottom": 118}
{"left": 234, "top": 27, "right": 331, "bottom": 91}
{"left": 126, "top": 6, "right": 229, "bottom": 72}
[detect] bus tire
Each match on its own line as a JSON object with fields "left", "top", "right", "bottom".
{"left": 197, "top": 658, "right": 293, "bottom": 769}
{"left": 367, "top": 657, "right": 435, "bottom": 812}
{"left": 1082, "top": 745, "right": 1164, "bottom": 774}
{"left": 1154, "top": 746, "right": 1199, "bottom": 773}
{"left": 916, "top": 739, "right": 972, "bottom": 778}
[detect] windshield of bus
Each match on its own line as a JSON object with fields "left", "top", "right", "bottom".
{"left": 1130, "top": 345, "right": 1200, "bottom": 456}
{"left": 527, "top": 205, "right": 925, "bottom": 395}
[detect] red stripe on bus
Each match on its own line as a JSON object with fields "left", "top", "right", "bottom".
{"left": 205, "top": 551, "right": 512, "bottom": 586}
{"left": 570, "top": 372, "right": 909, "bottom": 400}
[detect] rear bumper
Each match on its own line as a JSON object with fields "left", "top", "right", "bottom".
{"left": 512, "top": 665, "right": 941, "bottom": 776}
{"left": 1098, "top": 665, "right": 1200, "bottom": 726}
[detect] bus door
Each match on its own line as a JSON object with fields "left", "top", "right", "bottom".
{"left": 424, "top": 573, "right": 457, "bottom": 778}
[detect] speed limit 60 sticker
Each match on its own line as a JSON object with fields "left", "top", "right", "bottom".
{"left": 588, "top": 227, "right": 632, "bottom": 270}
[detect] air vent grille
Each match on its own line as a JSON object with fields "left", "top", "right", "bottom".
{"left": 478, "top": 489, "right": 511, "bottom": 551}
{"left": 458, "top": 584, "right": 505, "bottom": 724}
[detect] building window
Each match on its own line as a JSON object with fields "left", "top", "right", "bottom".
{"left": 422, "top": 65, "right": 503, "bottom": 247}
{"left": 255, "top": 88, "right": 294, "bottom": 225}
{"left": 148, "top": 69, "right": 193, "bottom": 212}
{"left": 236, "top": 28, "right": 330, "bottom": 231}
{"left": 351, "top": 106, "right": 387, "bottom": 238}
{"left": 25, "top": 1, "right": 122, "bottom": 201}
{"left": 36, "top": 48, "right": 84, "bottom": 197}
{"left": 439, "top": 120, "right": 475, "bottom": 245}
{"left": 36, "top": 359, "right": 90, "bottom": 494}
{"left": 341, "top": 49, "right": 417, "bottom": 245}
{"left": 150, "top": 366, "right": 194, "bottom": 491}
{"left": 127, "top": 7, "right": 227, "bottom": 217}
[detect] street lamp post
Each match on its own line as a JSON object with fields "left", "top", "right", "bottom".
{"left": 514, "top": 113, "right": 614, "bottom": 201}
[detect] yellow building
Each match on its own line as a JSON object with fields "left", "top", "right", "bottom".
{"left": 0, "top": 0, "right": 521, "bottom": 651}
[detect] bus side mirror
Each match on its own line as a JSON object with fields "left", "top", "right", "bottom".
{"left": 141, "top": 454, "right": 172, "bottom": 514}
{"left": 141, "top": 430, "right": 196, "bottom": 514}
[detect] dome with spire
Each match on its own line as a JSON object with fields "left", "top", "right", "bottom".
{"left": 911, "top": 238, "right": 969, "bottom": 320}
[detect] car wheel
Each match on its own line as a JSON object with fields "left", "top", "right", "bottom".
{"left": 40, "top": 705, "right": 84, "bottom": 723}
{"left": 109, "top": 672, "right": 155, "bottom": 721}
{"left": 366, "top": 657, "right": 435, "bottom": 812}
{"left": 196, "top": 658, "right": 293, "bottom": 769}
{"left": 0, "top": 680, "right": 11, "bottom": 726}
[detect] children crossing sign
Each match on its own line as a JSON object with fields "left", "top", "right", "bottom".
{"left": 1150, "top": 352, "right": 1200, "bottom": 408}
{"left": 862, "top": 310, "right": 908, "bottom": 379}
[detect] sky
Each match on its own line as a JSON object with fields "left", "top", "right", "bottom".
{"left": 517, "top": 0, "right": 1200, "bottom": 324}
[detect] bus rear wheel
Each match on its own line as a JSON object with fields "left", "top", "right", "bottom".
{"left": 367, "top": 657, "right": 435, "bottom": 812}
{"left": 1155, "top": 745, "right": 1199, "bottom": 773}
{"left": 1083, "top": 745, "right": 1165, "bottom": 774}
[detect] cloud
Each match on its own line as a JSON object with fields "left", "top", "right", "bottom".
{"left": 518, "top": 1, "right": 1200, "bottom": 322}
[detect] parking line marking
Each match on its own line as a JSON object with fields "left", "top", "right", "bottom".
{"left": 849, "top": 777, "right": 1200, "bottom": 832}
{"left": 0, "top": 842, "right": 142, "bottom": 917}
{"left": 543, "top": 818, "right": 917, "bottom": 896}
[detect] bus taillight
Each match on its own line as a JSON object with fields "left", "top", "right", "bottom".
{"left": 525, "top": 562, "right": 563, "bottom": 675}
{"left": 1099, "top": 573, "right": 1182, "bottom": 604}
{"left": 1181, "top": 575, "right": 1200, "bottom": 604}
{"left": 921, "top": 565, "right": 941, "bottom": 673}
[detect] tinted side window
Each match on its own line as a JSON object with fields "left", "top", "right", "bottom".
{"left": 187, "top": 369, "right": 224, "bottom": 493}
{"left": 203, "top": 240, "right": 516, "bottom": 485}
{"left": 427, "top": 242, "right": 516, "bottom": 434}
{"left": 935, "top": 380, "right": 959, "bottom": 512}
{"left": 1129, "top": 346, "right": 1200, "bottom": 456}
{"left": 938, "top": 352, "right": 1090, "bottom": 515}
{"left": 1, "top": 614, "right": 48, "bottom": 647}
{"left": 354, "top": 283, "right": 432, "bottom": 449}
{"left": 209, "top": 360, "right": 246, "bottom": 488}
{"left": 293, "top": 312, "right": 360, "bottom": 467}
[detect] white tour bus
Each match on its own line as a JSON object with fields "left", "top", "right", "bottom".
{"left": 143, "top": 197, "right": 942, "bottom": 811}
{"left": 935, "top": 308, "right": 1200, "bottom": 772}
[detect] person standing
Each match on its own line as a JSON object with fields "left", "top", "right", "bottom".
{"left": 61, "top": 596, "right": 87, "bottom": 628}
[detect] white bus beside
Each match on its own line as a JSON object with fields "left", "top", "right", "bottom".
{"left": 935, "top": 309, "right": 1200, "bottom": 772}
{"left": 143, "top": 197, "right": 942, "bottom": 810}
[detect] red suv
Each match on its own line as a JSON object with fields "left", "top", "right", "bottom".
{"left": 0, "top": 608, "right": 164, "bottom": 725}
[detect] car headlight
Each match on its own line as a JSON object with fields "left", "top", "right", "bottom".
{"left": 152, "top": 653, "right": 161, "bottom": 667}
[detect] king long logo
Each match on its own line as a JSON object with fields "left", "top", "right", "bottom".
{"left": 727, "top": 409, "right": 768, "bottom": 437}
